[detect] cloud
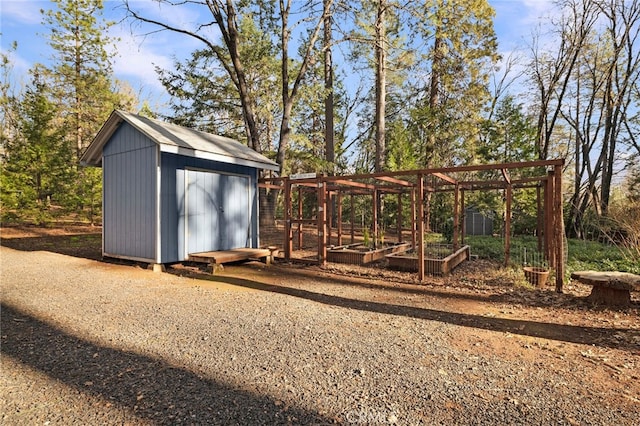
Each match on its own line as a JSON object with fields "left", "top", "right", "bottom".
{"left": 491, "top": 0, "right": 558, "bottom": 52}
{"left": 1, "top": 0, "right": 44, "bottom": 25}
{"left": 108, "top": 24, "right": 173, "bottom": 91}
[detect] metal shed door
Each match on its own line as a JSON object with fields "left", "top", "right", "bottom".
{"left": 185, "top": 170, "right": 250, "bottom": 254}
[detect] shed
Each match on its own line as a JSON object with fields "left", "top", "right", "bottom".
{"left": 464, "top": 207, "right": 494, "bottom": 236}
{"left": 81, "top": 110, "right": 279, "bottom": 265}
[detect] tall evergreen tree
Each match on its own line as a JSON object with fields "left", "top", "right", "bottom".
{"left": 0, "top": 68, "right": 73, "bottom": 222}
{"left": 40, "top": 0, "right": 129, "bottom": 223}
{"left": 42, "top": 0, "right": 120, "bottom": 158}
{"left": 416, "top": 0, "right": 499, "bottom": 167}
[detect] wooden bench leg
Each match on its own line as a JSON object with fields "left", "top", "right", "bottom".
{"left": 587, "top": 286, "right": 631, "bottom": 306}
{"left": 210, "top": 263, "right": 224, "bottom": 275}
{"left": 266, "top": 246, "right": 278, "bottom": 266}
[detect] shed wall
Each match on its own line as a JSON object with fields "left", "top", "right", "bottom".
{"left": 464, "top": 208, "right": 494, "bottom": 236}
{"left": 159, "top": 152, "right": 259, "bottom": 263}
{"left": 103, "top": 123, "right": 157, "bottom": 261}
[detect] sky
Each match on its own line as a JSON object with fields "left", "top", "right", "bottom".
{"left": 0, "top": 0, "right": 556, "bottom": 111}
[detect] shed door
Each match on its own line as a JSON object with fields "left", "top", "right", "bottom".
{"left": 185, "top": 170, "right": 250, "bottom": 254}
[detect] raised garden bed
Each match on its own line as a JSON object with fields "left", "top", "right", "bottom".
{"left": 386, "top": 244, "right": 470, "bottom": 276}
{"left": 327, "top": 242, "right": 411, "bottom": 265}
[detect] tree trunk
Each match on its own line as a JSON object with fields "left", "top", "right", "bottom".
{"left": 324, "top": 0, "right": 334, "bottom": 174}
{"left": 374, "top": 0, "right": 386, "bottom": 173}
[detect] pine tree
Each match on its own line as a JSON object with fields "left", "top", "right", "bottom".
{"left": 42, "top": 0, "right": 119, "bottom": 159}
{"left": 0, "top": 68, "right": 73, "bottom": 223}
{"left": 414, "top": 0, "right": 499, "bottom": 167}
{"left": 41, "top": 0, "right": 128, "bottom": 223}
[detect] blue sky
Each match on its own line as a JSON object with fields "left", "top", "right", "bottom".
{"left": 1, "top": 0, "right": 555, "bottom": 110}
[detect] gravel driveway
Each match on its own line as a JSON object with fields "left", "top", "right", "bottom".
{"left": 1, "top": 245, "right": 639, "bottom": 425}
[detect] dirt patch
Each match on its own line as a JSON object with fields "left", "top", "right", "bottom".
{"left": 1, "top": 224, "right": 102, "bottom": 260}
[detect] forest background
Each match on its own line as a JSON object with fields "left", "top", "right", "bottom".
{"left": 1, "top": 0, "right": 639, "bottom": 251}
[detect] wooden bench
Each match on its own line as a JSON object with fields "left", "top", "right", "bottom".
{"left": 189, "top": 248, "right": 272, "bottom": 273}
{"left": 570, "top": 271, "right": 640, "bottom": 306}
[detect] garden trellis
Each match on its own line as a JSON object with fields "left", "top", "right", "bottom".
{"left": 260, "top": 159, "right": 566, "bottom": 291}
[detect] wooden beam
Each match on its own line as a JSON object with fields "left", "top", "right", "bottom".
{"left": 411, "top": 187, "right": 417, "bottom": 249}
{"left": 372, "top": 189, "right": 378, "bottom": 249}
{"left": 317, "top": 159, "right": 564, "bottom": 183}
{"left": 290, "top": 218, "right": 316, "bottom": 225}
{"left": 333, "top": 179, "right": 377, "bottom": 190}
{"left": 545, "top": 170, "right": 555, "bottom": 269}
{"left": 258, "top": 182, "right": 283, "bottom": 190}
{"left": 317, "top": 180, "right": 327, "bottom": 266}
{"left": 397, "top": 192, "right": 403, "bottom": 243}
{"left": 501, "top": 168, "right": 511, "bottom": 185}
{"left": 460, "top": 189, "right": 466, "bottom": 245}
{"left": 431, "top": 172, "right": 457, "bottom": 184}
{"left": 350, "top": 194, "right": 355, "bottom": 244}
{"left": 337, "top": 192, "right": 343, "bottom": 246}
{"left": 284, "top": 178, "right": 292, "bottom": 260}
{"left": 536, "top": 185, "right": 542, "bottom": 253}
{"left": 375, "top": 175, "right": 415, "bottom": 187}
{"left": 504, "top": 184, "right": 512, "bottom": 266}
{"left": 417, "top": 175, "right": 425, "bottom": 281}
{"left": 453, "top": 183, "right": 460, "bottom": 251}
{"left": 297, "top": 186, "right": 303, "bottom": 250}
{"left": 554, "top": 164, "right": 564, "bottom": 293}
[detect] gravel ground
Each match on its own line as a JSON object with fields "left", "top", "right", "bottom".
{"left": 1, "top": 245, "right": 639, "bottom": 425}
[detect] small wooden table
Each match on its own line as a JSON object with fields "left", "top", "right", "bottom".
{"left": 570, "top": 271, "right": 640, "bottom": 306}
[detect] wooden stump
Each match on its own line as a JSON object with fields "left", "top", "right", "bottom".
{"left": 586, "top": 286, "right": 631, "bottom": 306}
{"left": 571, "top": 271, "right": 640, "bottom": 307}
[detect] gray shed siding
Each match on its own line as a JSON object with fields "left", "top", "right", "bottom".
{"left": 464, "top": 208, "right": 494, "bottom": 236}
{"left": 159, "top": 152, "right": 259, "bottom": 263}
{"left": 103, "top": 123, "right": 157, "bottom": 261}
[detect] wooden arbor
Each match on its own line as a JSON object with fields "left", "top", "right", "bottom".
{"left": 260, "top": 159, "right": 566, "bottom": 292}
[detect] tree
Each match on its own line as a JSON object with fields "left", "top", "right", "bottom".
{"left": 536, "top": 0, "right": 640, "bottom": 237}
{"left": 346, "top": 0, "right": 411, "bottom": 173}
{"left": 478, "top": 95, "right": 536, "bottom": 164}
{"left": 0, "top": 68, "right": 73, "bottom": 223}
{"left": 42, "top": 0, "right": 120, "bottom": 159}
{"left": 529, "top": 0, "right": 597, "bottom": 161}
{"left": 156, "top": 15, "right": 280, "bottom": 148}
{"left": 412, "top": 0, "right": 499, "bottom": 167}
{"left": 323, "top": 0, "right": 336, "bottom": 174}
{"left": 40, "top": 0, "right": 132, "bottom": 223}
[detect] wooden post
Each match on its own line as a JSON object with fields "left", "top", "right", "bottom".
{"left": 460, "top": 189, "right": 465, "bottom": 245}
{"left": 397, "top": 192, "right": 403, "bottom": 243}
{"left": 411, "top": 187, "right": 417, "bottom": 249}
{"left": 554, "top": 164, "right": 564, "bottom": 293}
{"left": 372, "top": 189, "right": 378, "bottom": 249}
{"left": 417, "top": 175, "right": 425, "bottom": 281}
{"left": 350, "top": 193, "right": 355, "bottom": 244}
{"left": 504, "top": 183, "right": 512, "bottom": 267}
{"left": 317, "top": 179, "right": 327, "bottom": 265}
{"left": 327, "top": 191, "right": 332, "bottom": 247}
{"left": 536, "top": 184, "right": 543, "bottom": 253}
{"left": 453, "top": 183, "right": 460, "bottom": 251}
{"left": 337, "top": 191, "right": 343, "bottom": 246}
{"left": 297, "top": 186, "right": 303, "bottom": 250}
{"left": 284, "top": 178, "right": 292, "bottom": 260}
{"left": 546, "top": 170, "right": 556, "bottom": 269}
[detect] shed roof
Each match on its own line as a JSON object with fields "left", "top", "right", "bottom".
{"left": 81, "top": 110, "right": 279, "bottom": 171}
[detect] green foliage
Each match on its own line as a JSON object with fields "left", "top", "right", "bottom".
{"left": 411, "top": 0, "right": 499, "bottom": 167}
{"left": 478, "top": 95, "right": 536, "bottom": 164}
{"left": 465, "top": 235, "right": 640, "bottom": 274}
{"left": 363, "top": 227, "right": 371, "bottom": 248}
{"left": 1, "top": 0, "right": 134, "bottom": 225}
{"left": 1, "top": 70, "right": 73, "bottom": 223}
{"left": 42, "top": 0, "right": 120, "bottom": 158}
